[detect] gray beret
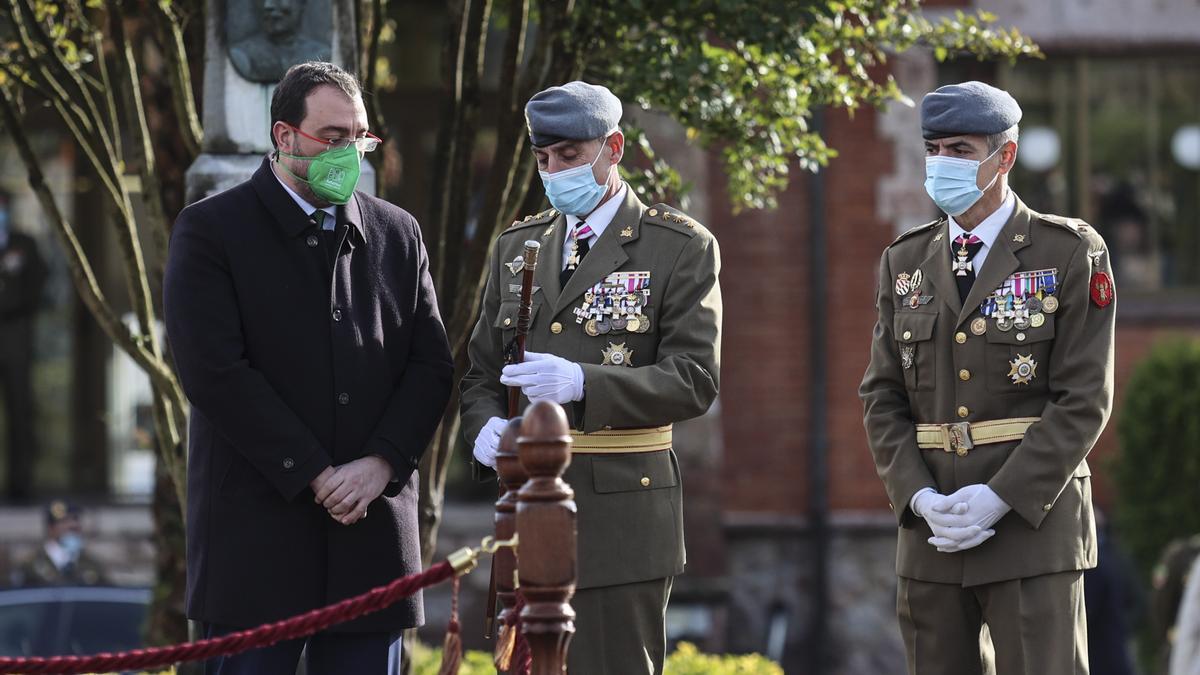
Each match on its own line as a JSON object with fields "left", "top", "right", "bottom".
{"left": 525, "top": 81, "right": 622, "bottom": 148}
{"left": 921, "top": 81, "right": 1022, "bottom": 140}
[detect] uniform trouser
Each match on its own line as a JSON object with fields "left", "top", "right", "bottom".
{"left": 897, "top": 570, "right": 1088, "bottom": 675}
{"left": 201, "top": 623, "right": 401, "bottom": 675}
{"left": 567, "top": 576, "right": 673, "bottom": 675}
{"left": 0, "top": 355, "right": 35, "bottom": 501}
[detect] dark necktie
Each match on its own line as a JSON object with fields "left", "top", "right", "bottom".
{"left": 314, "top": 211, "right": 339, "bottom": 269}
{"left": 560, "top": 221, "right": 593, "bottom": 288}
{"left": 952, "top": 233, "right": 985, "bottom": 302}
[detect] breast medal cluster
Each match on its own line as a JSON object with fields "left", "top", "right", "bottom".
{"left": 894, "top": 269, "right": 932, "bottom": 310}
{"left": 979, "top": 268, "right": 1059, "bottom": 332}
{"left": 575, "top": 271, "right": 652, "bottom": 337}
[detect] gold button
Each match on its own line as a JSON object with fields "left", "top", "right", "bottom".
{"left": 1043, "top": 503, "right": 1053, "bottom": 512}
{"left": 959, "top": 369, "right": 971, "bottom": 381}
{"left": 503, "top": 317, "right": 512, "bottom": 327}
{"left": 640, "top": 476, "right": 651, "bottom": 487}
{"left": 957, "top": 406, "right": 969, "bottom": 418}
{"left": 955, "top": 332, "right": 967, "bottom": 344}
{"left": 1016, "top": 332, "right": 1026, "bottom": 342}
{"left": 550, "top": 322, "right": 563, "bottom": 334}
{"left": 648, "top": 208, "right": 659, "bottom": 217}
{"left": 902, "top": 330, "right": 912, "bottom": 340}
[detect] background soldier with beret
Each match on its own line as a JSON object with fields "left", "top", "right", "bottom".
{"left": 460, "top": 80, "right": 722, "bottom": 674}
{"left": 860, "top": 81, "right": 1116, "bottom": 674}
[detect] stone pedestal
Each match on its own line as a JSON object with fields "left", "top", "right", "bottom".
{"left": 186, "top": 0, "right": 374, "bottom": 204}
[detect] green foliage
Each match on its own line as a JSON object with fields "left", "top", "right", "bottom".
{"left": 1112, "top": 338, "right": 1200, "bottom": 578}
{"left": 409, "top": 641, "right": 782, "bottom": 674}
{"left": 576, "top": 0, "right": 1041, "bottom": 211}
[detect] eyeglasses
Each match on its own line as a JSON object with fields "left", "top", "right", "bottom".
{"left": 286, "top": 124, "right": 383, "bottom": 153}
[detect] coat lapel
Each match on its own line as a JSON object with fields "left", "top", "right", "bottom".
{"left": 553, "top": 189, "right": 643, "bottom": 314}
{"left": 957, "top": 197, "right": 1034, "bottom": 326}
{"left": 916, "top": 220, "right": 961, "bottom": 317}
{"left": 533, "top": 212, "right": 567, "bottom": 309}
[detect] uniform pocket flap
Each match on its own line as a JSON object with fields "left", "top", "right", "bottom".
{"left": 985, "top": 316, "right": 1055, "bottom": 344}
{"left": 592, "top": 451, "right": 678, "bottom": 493}
{"left": 893, "top": 312, "right": 937, "bottom": 343}
{"left": 495, "top": 301, "right": 541, "bottom": 329}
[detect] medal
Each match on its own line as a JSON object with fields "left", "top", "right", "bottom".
{"left": 1026, "top": 297, "right": 1042, "bottom": 313}
{"left": 611, "top": 316, "right": 628, "bottom": 331}
{"left": 971, "top": 318, "right": 987, "bottom": 335}
{"left": 1030, "top": 312, "right": 1046, "bottom": 328}
{"left": 1008, "top": 353, "right": 1038, "bottom": 385}
{"left": 585, "top": 319, "right": 599, "bottom": 337}
{"left": 907, "top": 293, "right": 933, "bottom": 309}
{"left": 596, "top": 318, "right": 612, "bottom": 335}
{"left": 601, "top": 342, "right": 633, "bottom": 367}
{"left": 1042, "top": 295, "right": 1059, "bottom": 313}
{"left": 895, "top": 273, "right": 912, "bottom": 296}
{"left": 996, "top": 316, "right": 1013, "bottom": 332}
{"left": 633, "top": 313, "right": 650, "bottom": 333}
{"left": 625, "top": 316, "right": 642, "bottom": 333}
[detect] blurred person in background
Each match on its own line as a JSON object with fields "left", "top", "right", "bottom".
{"left": 10, "top": 501, "right": 106, "bottom": 587}
{"left": 1155, "top": 535, "right": 1200, "bottom": 673}
{"left": 0, "top": 190, "right": 46, "bottom": 503}
{"left": 1084, "top": 510, "right": 1140, "bottom": 675}
{"left": 1170, "top": 554, "right": 1200, "bottom": 675}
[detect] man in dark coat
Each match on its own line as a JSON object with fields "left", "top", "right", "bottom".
{"left": 163, "top": 62, "right": 453, "bottom": 674}
{"left": 0, "top": 191, "right": 47, "bottom": 503}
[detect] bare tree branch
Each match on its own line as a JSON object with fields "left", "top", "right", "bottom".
{"left": 148, "top": 0, "right": 202, "bottom": 157}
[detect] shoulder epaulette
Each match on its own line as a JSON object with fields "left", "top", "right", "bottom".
{"left": 506, "top": 208, "right": 559, "bottom": 231}
{"left": 642, "top": 203, "right": 706, "bottom": 237}
{"left": 1035, "top": 213, "right": 1089, "bottom": 239}
{"left": 890, "top": 219, "right": 943, "bottom": 246}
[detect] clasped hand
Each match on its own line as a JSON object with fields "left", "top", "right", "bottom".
{"left": 309, "top": 456, "right": 393, "bottom": 526}
{"left": 913, "top": 484, "right": 1011, "bottom": 553}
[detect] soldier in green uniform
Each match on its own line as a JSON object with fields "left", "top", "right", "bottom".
{"left": 460, "top": 81, "right": 721, "bottom": 674}
{"left": 860, "top": 81, "right": 1116, "bottom": 675}
{"left": 10, "top": 501, "right": 107, "bottom": 587}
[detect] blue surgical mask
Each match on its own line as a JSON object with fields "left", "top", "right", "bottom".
{"left": 924, "top": 146, "right": 1002, "bottom": 216}
{"left": 58, "top": 532, "right": 83, "bottom": 558}
{"left": 538, "top": 143, "right": 608, "bottom": 216}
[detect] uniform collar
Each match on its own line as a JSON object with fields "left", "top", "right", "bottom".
{"left": 948, "top": 189, "right": 1015, "bottom": 249}
{"left": 565, "top": 182, "right": 627, "bottom": 239}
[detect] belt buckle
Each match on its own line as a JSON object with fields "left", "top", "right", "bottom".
{"left": 941, "top": 422, "right": 974, "bottom": 457}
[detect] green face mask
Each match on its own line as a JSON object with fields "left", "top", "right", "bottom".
{"left": 277, "top": 145, "right": 363, "bottom": 205}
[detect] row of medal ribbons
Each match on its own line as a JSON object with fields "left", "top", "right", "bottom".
{"left": 573, "top": 271, "right": 652, "bottom": 336}
{"left": 979, "top": 268, "right": 1059, "bottom": 331}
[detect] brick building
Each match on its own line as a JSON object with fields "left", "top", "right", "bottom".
{"left": 673, "top": 1, "right": 1200, "bottom": 671}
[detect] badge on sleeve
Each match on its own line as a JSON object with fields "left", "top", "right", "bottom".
{"left": 1090, "top": 272, "right": 1114, "bottom": 308}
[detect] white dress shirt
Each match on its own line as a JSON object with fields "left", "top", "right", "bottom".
{"left": 272, "top": 162, "right": 337, "bottom": 228}
{"left": 562, "top": 183, "right": 627, "bottom": 269}
{"left": 948, "top": 190, "right": 1016, "bottom": 275}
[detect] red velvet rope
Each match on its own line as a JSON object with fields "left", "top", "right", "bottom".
{"left": 0, "top": 561, "right": 455, "bottom": 674}
{"left": 510, "top": 591, "right": 532, "bottom": 675}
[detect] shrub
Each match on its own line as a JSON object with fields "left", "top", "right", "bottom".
{"left": 409, "top": 640, "right": 782, "bottom": 674}
{"left": 1112, "top": 338, "right": 1200, "bottom": 578}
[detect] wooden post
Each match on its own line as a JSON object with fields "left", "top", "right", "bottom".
{"left": 517, "top": 401, "right": 577, "bottom": 674}
{"left": 494, "top": 418, "right": 527, "bottom": 671}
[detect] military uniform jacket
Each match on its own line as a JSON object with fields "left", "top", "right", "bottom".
{"left": 860, "top": 195, "right": 1114, "bottom": 587}
{"left": 461, "top": 187, "right": 722, "bottom": 589}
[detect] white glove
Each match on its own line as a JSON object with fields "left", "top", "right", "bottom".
{"left": 500, "top": 352, "right": 584, "bottom": 404}
{"left": 473, "top": 416, "right": 507, "bottom": 468}
{"left": 911, "top": 488, "right": 988, "bottom": 552}
{"left": 925, "top": 484, "right": 1011, "bottom": 553}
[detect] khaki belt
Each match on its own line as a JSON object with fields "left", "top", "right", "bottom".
{"left": 915, "top": 417, "right": 1040, "bottom": 457}
{"left": 569, "top": 425, "right": 672, "bottom": 454}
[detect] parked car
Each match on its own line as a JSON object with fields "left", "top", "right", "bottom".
{"left": 0, "top": 585, "right": 150, "bottom": 658}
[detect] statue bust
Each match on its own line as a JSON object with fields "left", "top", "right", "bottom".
{"left": 228, "top": 0, "right": 332, "bottom": 83}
